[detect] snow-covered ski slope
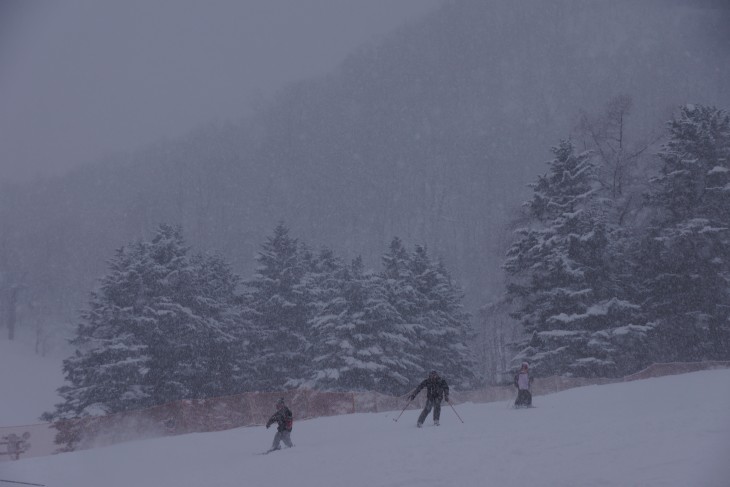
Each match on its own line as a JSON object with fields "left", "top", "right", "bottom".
{"left": 3, "top": 368, "right": 729, "bottom": 487}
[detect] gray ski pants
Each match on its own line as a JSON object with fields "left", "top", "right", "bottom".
{"left": 417, "top": 398, "right": 442, "bottom": 425}
{"left": 272, "top": 430, "right": 293, "bottom": 449}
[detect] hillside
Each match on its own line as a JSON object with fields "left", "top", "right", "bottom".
{"left": 2, "top": 354, "right": 729, "bottom": 486}
{"left": 2, "top": 0, "right": 730, "bottom": 342}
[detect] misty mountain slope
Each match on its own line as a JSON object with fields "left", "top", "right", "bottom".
{"left": 4, "top": 369, "right": 730, "bottom": 486}
{"left": 2, "top": 0, "right": 729, "bottom": 331}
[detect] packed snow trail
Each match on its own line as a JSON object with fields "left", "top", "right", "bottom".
{"left": 3, "top": 370, "right": 730, "bottom": 487}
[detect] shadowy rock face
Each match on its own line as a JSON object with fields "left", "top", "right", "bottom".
{"left": 2, "top": 0, "right": 729, "bottom": 329}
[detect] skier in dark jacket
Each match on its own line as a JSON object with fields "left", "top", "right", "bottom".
{"left": 514, "top": 362, "right": 534, "bottom": 408}
{"left": 409, "top": 370, "right": 450, "bottom": 427}
{"left": 266, "top": 398, "right": 293, "bottom": 451}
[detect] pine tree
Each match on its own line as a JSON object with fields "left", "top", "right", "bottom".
{"left": 410, "top": 245, "right": 478, "bottom": 388}
{"left": 304, "top": 248, "right": 351, "bottom": 390}
{"left": 49, "top": 243, "right": 152, "bottom": 418}
{"left": 379, "top": 237, "right": 427, "bottom": 384}
{"left": 243, "top": 222, "right": 311, "bottom": 390}
{"left": 381, "top": 237, "right": 423, "bottom": 320}
{"left": 574, "top": 96, "right": 657, "bottom": 376}
{"left": 188, "top": 252, "right": 248, "bottom": 396}
{"left": 380, "top": 238, "right": 477, "bottom": 388}
{"left": 639, "top": 105, "right": 730, "bottom": 361}
{"left": 44, "top": 224, "right": 244, "bottom": 420}
{"left": 306, "top": 255, "right": 405, "bottom": 393}
{"left": 306, "top": 246, "right": 425, "bottom": 394}
{"left": 503, "top": 140, "right": 648, "bottom": 377}
{"left": 364, "top": 256, "right": 422, "bottom": 394}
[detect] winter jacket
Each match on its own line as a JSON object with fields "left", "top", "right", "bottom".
{"left": 514, "top": 371, "right": 532, "bottom": 391}
{"left": 412, "top": 376, "right": 449, "bottom": 401}
{"left": 266, "top": 406, "right": 293, "bottom": 432}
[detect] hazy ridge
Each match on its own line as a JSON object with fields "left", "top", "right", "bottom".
{"left": 1, "top": 0, "right": 729, "bottom": 335}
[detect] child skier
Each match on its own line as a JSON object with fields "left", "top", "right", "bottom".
{"left": 409, "top": 370, "right": 450, "bottom": 427}
{"left": 514, "top": 362, "right": 533, "bottom": 408}
{"left": 265, "top": 398, "right": 294, "bottom": 452}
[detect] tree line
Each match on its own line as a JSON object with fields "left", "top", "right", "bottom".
{"left": 41, "top": 102, "right": 730, "bottom": 421}
{"left": 43, "top": 224, "right": 476, "bottom": 420}
{"left": 502, "top": 103, "right": 730, "bottom": 378}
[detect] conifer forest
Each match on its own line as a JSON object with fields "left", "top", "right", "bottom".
{"left": 1, "top": 0, "right": 729, "bottom": 418}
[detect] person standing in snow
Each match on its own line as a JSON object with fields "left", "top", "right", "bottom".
{"left": 514, "top": 362, "right": 533, "bottom": 408}
{"left": 266, "top": 398, "right": 294, "bottom": 451}
{"left": 409, "top": 370, "right": 450, "bottom": 427}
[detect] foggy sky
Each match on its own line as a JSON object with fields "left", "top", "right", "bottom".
{"left": 0, "top": 0, "right": 439, "bottom": 183}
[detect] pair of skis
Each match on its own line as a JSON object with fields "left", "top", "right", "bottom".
{"left": 257, "top": 445, "right": 295, "bottom": 455}
{"left": 392, "top": 396, "right": 464, "bottom": 423}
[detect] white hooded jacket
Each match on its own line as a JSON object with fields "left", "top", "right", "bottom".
{"left": 517, "top": 371, "right": 530, "bottom": 390}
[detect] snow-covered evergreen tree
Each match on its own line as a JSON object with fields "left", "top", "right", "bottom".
{"left": 379, "top": 237, "right": 427, "bottom": 383}
{"left": 243, "top": 222, "right": 311, "bottom": 390}
{"left": 50, "top": 243, "right": 152, "bottom": 418}
{"left": 409, "top": 245, "right": 478, "bottom": 388}
{"left": 504, "top": 140, "right": 649, "bottom": 377}
{"left": 573, "top": 97, "right": 657, "bottom": 375}
{"left": 305, "top": 254, "right": 410, "bottom": 394}
{"left": 364, "top": 255, "right": 424, "bottom": 394}
{"left": 638, "top": 105, "right": 730, "bottom": 361}
{"left": 303, "top": 248, "right": 351, "bottom": 389}
{"left": 243, "top": 230, "right": 475, "bottom": 394}
{"left": 381, "top": 237, "right": 423, "bottom": 320}
{"left": 380, "top": 237, "right": 477, "bottom": 388}
{"left": 44, "top": 224, "right": 244, "bottom": 420}
{"left": 189, "top": 251, "right": 249, "bottom": 396}
{"left": 305, "top": 244, "right": 424, "bottom": 394}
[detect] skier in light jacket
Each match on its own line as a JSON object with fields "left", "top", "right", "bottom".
{"left": 514, "top": 362, "right": 533, "bottom": 408}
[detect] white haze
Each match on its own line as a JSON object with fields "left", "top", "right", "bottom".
{"left": 0, "top": 0, "right": 728, "bottom": 351}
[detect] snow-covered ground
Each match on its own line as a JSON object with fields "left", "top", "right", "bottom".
{"left": 2, "top": 338, "right": 729, "bottom": 487}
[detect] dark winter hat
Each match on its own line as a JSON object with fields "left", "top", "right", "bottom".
{"left": 276, "top": 398, "right": 285, "bottom": 408}
{"left": 429, "top": 370, "right": 439, "bottom": 377}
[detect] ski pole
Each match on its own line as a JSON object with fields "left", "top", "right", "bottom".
{"left": 0, "top": 480, "right": 46, "bottom": 487}
{"left": 393, "top": 395, "right": 414, "bottom": 422}
{"left": 446, "top": 399, "right": 464, "bottom": 423}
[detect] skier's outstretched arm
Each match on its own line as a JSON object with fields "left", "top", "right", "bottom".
{"left": 409, "top": 380, "right": 427, "bottom": 400}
